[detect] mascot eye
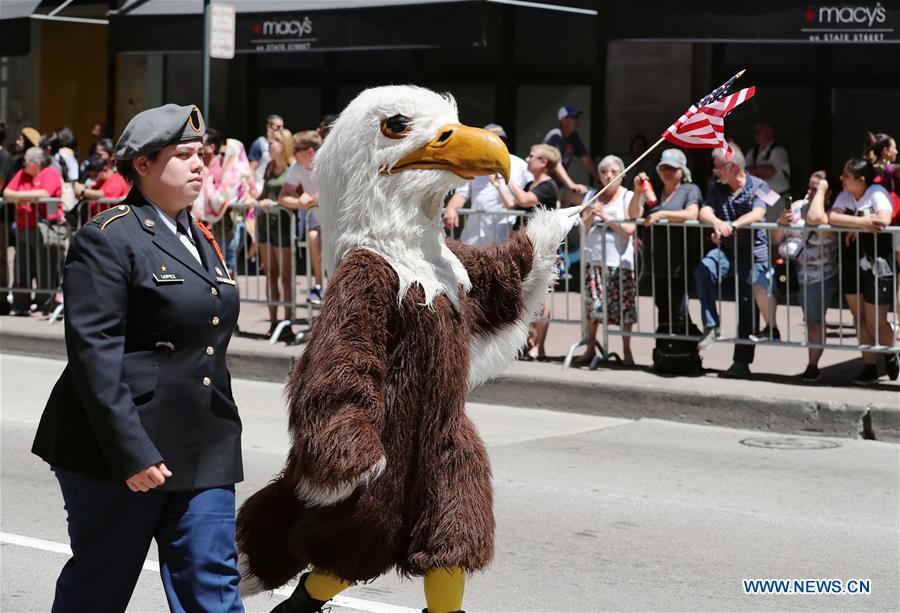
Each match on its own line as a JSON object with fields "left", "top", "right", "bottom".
{"left": 380, "top": 114, "right": 412, "bottom": 139}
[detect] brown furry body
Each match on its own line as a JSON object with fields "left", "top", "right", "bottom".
{"left": 237, "top": 232, "right": 535, "bottom": 588}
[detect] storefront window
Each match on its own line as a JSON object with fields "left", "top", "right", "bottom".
{"left": 831, "top": 87, "right": 900, "bottom": 172}
{"left": 723, "top": 43, "right": 817, "bottom": 67}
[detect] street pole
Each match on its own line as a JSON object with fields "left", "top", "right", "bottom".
{"left": 203, "top": 0, "right": 211, "bottom": 124}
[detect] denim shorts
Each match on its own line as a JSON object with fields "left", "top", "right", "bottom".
{"left": 752, "top": 261, "right": 770, "bottom": 292}
{"left": 799, "top": 275, "right": 837, "bottom": 325}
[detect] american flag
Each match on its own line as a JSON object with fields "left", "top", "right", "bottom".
{"left": 662, "top": 71, "right": 755, "bottom": 159}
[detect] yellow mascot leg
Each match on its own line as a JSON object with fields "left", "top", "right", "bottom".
{"left": 304, "top": 571, "right": 352, "bottom": 601}
{"left": 423, "top": 567, "right": 465, "bottom": 613}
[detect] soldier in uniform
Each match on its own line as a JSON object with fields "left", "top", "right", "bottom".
{"left": 31, "top": 104, "right": 244, "bottom": 612}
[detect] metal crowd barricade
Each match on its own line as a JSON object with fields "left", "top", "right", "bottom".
{"left": 45, "top": 198, "right": 126, "bottom": 323}
{"left": 1, "top": 197, "right": 322, "bottom": 341}
{"left": 209, "top": 203, "right": 319, "bottom": 345}
{"left": 1, "top": 197, "right": 67, "bottom": 321}
{"left": 568, "top": 217, "right": 900, "bottom": 368}
{"left": 0, "top": 196, "right": 129, "bottom": 323}
{"left": 444, "top": 206, "right": 586, "bottom": 329}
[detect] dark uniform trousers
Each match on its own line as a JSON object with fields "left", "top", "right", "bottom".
{"left": 53, "top": 469, "right": 241, "bottom": 613}
{"left": 32, "top": 190, "right": 244, "bottom": 612}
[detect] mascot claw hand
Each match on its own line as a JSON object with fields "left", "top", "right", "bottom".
{"left": 292, "top": 405, "right": 387, "bottom": 506}
{"left": 560, "top": 204, "right": 586, "bottom": 235}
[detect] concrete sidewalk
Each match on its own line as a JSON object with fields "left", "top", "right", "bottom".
{"left": 1, "top": 299, "right": 898, "bottom": 442}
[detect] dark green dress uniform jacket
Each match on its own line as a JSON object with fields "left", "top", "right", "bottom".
{"left": 32, "top": 189, "right": 243, "bottom": 491}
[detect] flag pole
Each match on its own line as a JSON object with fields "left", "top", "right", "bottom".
{"left": 581, "top": 135, "right": 668, "bottom": 207}
{"left": 580, "top": 68, "right": 747, "bottom": 209}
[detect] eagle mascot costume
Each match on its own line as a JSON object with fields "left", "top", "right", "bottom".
{"left": 237, "top": 85, "right": 582, "bottom": 613}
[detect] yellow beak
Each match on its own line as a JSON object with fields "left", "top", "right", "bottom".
{"left": 382, "top": 124, "right": 510, "bottom": 183}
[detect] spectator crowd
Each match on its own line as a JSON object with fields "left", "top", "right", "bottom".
{"left": 1, "top": 107, "right": 898, "bottom": 384}
{"left": 0, "top": 114, "right": 329, "bottom": 344}
{"left": 441, "top": 111, "right": 899, "bottom": 385}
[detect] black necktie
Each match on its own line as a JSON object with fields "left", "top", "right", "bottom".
{"left": 176, "top": 219, "right": 206, "bottom": 268}
{"left": 176, "top": 220, "right": 196, "bottom": 246}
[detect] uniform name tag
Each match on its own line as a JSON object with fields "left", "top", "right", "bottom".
{"left": 153, "top": 273, "right": 184, "bottom": 284}
{"left": 216, "top": 276, "right": 236, "bottom": 286}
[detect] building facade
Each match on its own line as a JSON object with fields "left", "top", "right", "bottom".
{"left": 2, "top": 1, "right": 898, "bottom": 190}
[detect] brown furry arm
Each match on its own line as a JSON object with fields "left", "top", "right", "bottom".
{"left": 450, "top": 208, "right": 572, "bottom": 388}
{"left": 285, "top": 250, "right": 395, "bottom": 505}
{"left": 447, "top": 231, "right": 535, "bottom": 337}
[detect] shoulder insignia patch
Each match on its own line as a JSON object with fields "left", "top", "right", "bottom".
{"left": 91, "top": 204, "right": 132, "bottom": 230}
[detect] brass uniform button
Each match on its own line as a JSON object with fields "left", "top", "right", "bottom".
{"left": 202, "top": 377, "right": 211, "bottom": 387}
{"left": 206, "top": 346, "right": 215, "bottom": 356}
{"left": 210, "top": 287, "right": 219, "bottom": 296}
{"left": 211, "top": 316, "right": 220, "bottom": 326}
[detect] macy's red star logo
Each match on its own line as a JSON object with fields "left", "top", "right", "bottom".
{"left": 804, "top": 8, "right": 815, "bottom": 22}
{"left": 252, "top": 22, "right": 262, "bottom": 34}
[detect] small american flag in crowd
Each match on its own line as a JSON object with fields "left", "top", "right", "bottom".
{"left": 662, "top": 70, "right": 755, "bottom": 159}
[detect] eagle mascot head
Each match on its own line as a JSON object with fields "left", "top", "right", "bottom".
{"left": 315, "top": 85, "right": 509, "bottom": 307}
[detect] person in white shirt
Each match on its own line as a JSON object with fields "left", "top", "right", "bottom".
{"left": 279, "top": 130, "right": 324, "bottom": 305}
{"left": 442, "top": 124, "right": 532, "bottom": 246}
{"left": 771, "top": 171, "right": 837, "bottom": 383}
{"left": 828, "top": 158, "right": 898, "bottom": 384}
{"left": 746, "top": 122, "right": 791, "bottom": 196}
{"left": 575, "top": 155, "right": 637, "bottom": 366}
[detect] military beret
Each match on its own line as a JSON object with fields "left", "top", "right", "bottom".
{"left": 116, "top": 104, "right": 206, "bottom": 160}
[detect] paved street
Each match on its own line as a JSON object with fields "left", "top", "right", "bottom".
{"left": 1, "top": 354, "right": 898, "bottom": 612}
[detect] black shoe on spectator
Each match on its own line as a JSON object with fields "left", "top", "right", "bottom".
{"left": 886, "top": 353, "right": 899, "bottom": 381}
{"left": 277, "top": 326, "right": 296, "bottom": 343}
{"left": 801, "top": 365, "right": 820, "bottom": 383}
{"left": 750, "top": 326, "right": 781, "bottom": 343}
{"left": 40, "top": 298, "right": 61, "bottom": 316}
{"left": 308, "top": 285, "right": 323, "bottom": 306}
{"left": 718, "top": 361, "right": 751, "bottom": 379}
{"left": 853, "top": 364, "right": 880, "bottom": 386}
{"left": 265, "top": 321, "right": 278, "bottom": 339}
{"left": 698, "top": 326, "right": 719, "bottom": 350}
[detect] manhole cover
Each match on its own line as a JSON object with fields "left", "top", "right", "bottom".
{"left": 740, "top": 437, "right": 841, "bottom": 450}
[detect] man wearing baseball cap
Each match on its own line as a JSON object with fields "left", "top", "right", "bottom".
{"left": 543, "top": 105, "right": 601, "bottom": 204}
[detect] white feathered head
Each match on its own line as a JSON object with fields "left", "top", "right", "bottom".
{"left": 316, "top": 85, "right": 510, "bottom": 307}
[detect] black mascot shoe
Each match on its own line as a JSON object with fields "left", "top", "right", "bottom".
{"left": 271, "top": 572, "right": 329, "bottom": 613}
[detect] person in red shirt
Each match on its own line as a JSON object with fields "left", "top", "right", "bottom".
{"left": 75, "top": 159, "right": 131, "bottom": 218}
{"left": 2, "top": 146, "right": 64, "bottom": 314}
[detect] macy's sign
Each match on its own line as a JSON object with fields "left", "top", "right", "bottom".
{"left": 259, "top": 16, "right": 313, "bottom": 37}
{"left": 811, "top": 3, "right": 887, "bottom": 27}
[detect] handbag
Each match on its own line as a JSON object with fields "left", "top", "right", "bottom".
{"left": 37, "top": 219, "right": 68, "bottom": 248}
{"left": 60, "top": 182, "right": 77, "bottom": 212}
